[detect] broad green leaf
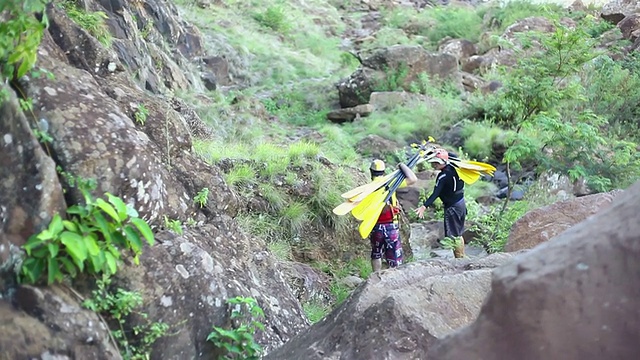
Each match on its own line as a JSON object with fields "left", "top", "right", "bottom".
{"left": 49, "top": 214, "right": 64, "bottom": 235}
{"left": 87, "top": 254, "right": 98, "bottom": 273}
{"left": 36, "top": 229, "right": 53, "bottom": 241}
{"left": 47, "top": 257, "right": 59, "bottom": 285}
{"left": 106, "top": 193, "right": 128, "bottom": 221}
{"left": 66, "top": 205, "right": 87, "bottom": 217}
{"left": 23, "top": 234, "right": 44, "bottom": 254}
{"left": 47, "top": 243, "right": 59, "bottom": 258}
{"left": 124, "top": 225, "right": 142, "bottom": 253}
{"left": 91, "top": 251, "right": 106, "bottom": 274}
{"left": 17, "top": 54, "right": 33, "bottom": 78}
{"left": 84, "top": 234, "right": 101, "bottom": 256}
{"left": 130, "top": 217, "right": 154, "bottom": 246}
{"left": 105, "top": 251, "right": 118, "bottom": 275}
{"left": 95, "top": 198, "right": 119, "bottom": 222}
{"left": 60, "top": 231, "right": 87, "bottom": 265}
{"left": 62, "top": 220, "right": 78, "bottom": 232}
{"left": 31, "top": 246, "right": 49, "bottom": 258}
{"left": 125, "top": 203, "right": 139, "bottom": 218}
{"left": 92, "top": 212, "right": 113, "bottom": 243}
{"left": 7, "top": 49, "right": 23, "bottom": 64}
{"left": 112, "top": 230, "right": 127, "bottom": 247}
{"left": 24, "top": 258, "right": 45, "bottom": 284}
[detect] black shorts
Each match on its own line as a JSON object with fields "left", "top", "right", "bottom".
{"left": 444, "top": 199, "right": 466, "bottom": 237}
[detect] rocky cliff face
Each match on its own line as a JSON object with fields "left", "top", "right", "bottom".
{"left": 0, "top": 0, "right": 309, "bottom": 358}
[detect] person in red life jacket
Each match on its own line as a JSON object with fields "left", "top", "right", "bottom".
{"left": 413, "top": 148, "right": 466, "bottom": 258}
{"left": 368, "top": 159, "right": 417, "bottom": 272}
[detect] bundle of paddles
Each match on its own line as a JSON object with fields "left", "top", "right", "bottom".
{"left": 333, "top": 139, "right": 497, "bottom": 238}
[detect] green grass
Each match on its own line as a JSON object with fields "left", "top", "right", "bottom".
{"left": 288, "top": 141, "right": 320, "bottom": 165}
{"left": 174, "top": 0, "right": 350, "bottom": 89}
{"left": 461, "top": 121, "right": 508, "bottom": 160}
{"left": 236, "top": 213, "right": 280, "bottom": 242}
{"left": 478, "top": 0, "right": 565, "bottom": 32}
{"left": 280, "top": 202, "right": 311, "bottom": 236}
{"left": 308, "top": 164, "right": 353, "bottom": 235}
{"left": 303, "top": 301, "right": 331, "bottom": 323}
{"left": 225, "top": 164, "right": 257, "bottom": 187}
{"left": 258, "top": 183, "right": 288, "bottom": 212}
{"left": 60, "top": 0, "right": 113, "bottom": 46}
{"left": 267, "top": 240, "right": 293, "bottom": 261}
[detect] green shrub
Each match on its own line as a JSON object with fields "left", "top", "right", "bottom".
{"left": 20, "top": 189, "right": 154, "bottom": 285}
{"left": 0, "top": 0, "right": 48, "bottom": 88}
{"left": 280, "top": 201, "right": 311, "bottom": 236}
{"left": 225, "top": 164, "right": 257, "bottom": 187}
{"left": 461, "top": 121, "right": 507, "bottom": 160}
{"left": 253, "top": 6, "right": 291, "bottom": 33}
{"left": 207, "top": 296, "right": 265, "bottom": 360}
{"left": 424, "top": 6, "right": 484, "bottom": 44}
{"left": 469, "top": 200, "right": 529, "bottom": 253}
{"left": 267, "top": 240, "right": 292, "bottom": 261}
{"left": 83, "top": 277, "right": 169, "bottom": 360}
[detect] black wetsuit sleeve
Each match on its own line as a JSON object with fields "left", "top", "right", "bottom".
{"left": 423, "top": 173, "right": 447, "bottom": 207}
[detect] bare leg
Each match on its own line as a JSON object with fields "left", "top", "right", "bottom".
{"left": 371, "top": 258, "right": 382, "bottom": 272}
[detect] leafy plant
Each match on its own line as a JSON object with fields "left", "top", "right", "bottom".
{"left": 469, "top": 200, "right": 530, "bottom": 253}
{"left": 20, "top": 187, "right": 154, "bottom": 285}
{"left": 163, "top": 216, "right": 183, "bottom": 235}
{"left": 207, "top": 296, "right": 265, "bottom": 360}
{"left": 0, "top": 0, "right": 49, "bottom": 93}
{"left": 194, "top": 187, "right": 209, "bottom": 208}
{"left": 424, "top": 6, "right": 484, "bottom": 44}
{"left": 83, "top": 277, "right": 169, "bottom": 360}
{"left": 134, "top": 104, "right": 149, "bottom": 125}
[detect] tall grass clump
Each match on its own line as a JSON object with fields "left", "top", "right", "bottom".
{"left": 424, "top": 6, "right": 484, "bottom": 44}
{"left": 478, "top": 0, "right": 564, "bottom": 32}
{"left": 461, "top": 121, "right": 508, "bottom": 160}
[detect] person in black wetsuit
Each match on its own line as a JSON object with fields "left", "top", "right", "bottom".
{"left": 414, "top": 148, "right": 466, "bottom": 258}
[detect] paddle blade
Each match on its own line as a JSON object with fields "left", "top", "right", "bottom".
{"left": 341, "top": 170, "right": 398, "bottom": 199}
{"left": 449, "top": 158, "right": 496, "bottom": 174}
{"left": 352, "top": 187, "right": 387, "bottom": 221}
{"left": 332, "top": 200, "right": 360, "bottom": 216}
{"left": 358, "top": 202, "right": 386, "bottom": 239}
{"left": 465, "top": 160, "right": 496, "bottom": 175}
{"left": 454, "top": 167, "right": 481, "bottom": 184}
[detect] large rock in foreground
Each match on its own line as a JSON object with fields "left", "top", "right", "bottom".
{"left": 264, "top": 253, "right": 517, "bottom": 360}
{"left": 428, "top": 180, "right": 640, "bottom": 360}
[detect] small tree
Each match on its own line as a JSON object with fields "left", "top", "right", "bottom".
{"left": 485, "top": 20, "right": 635, "bottom": 241}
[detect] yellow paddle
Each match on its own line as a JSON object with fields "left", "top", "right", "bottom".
{"left": 358, "top": 201, "right": 386, "bottom": 238}
{"left": 453, "top": 166, "right": 482, "bottom": 184}
{"left": 352, "top": 187, "right": 388, "bottom": 221}
{"left": 341, "top": 170, "right": 399, "bottom": 199}
{"left": 332, "top": 199, "right": 361, "bottom": 216}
